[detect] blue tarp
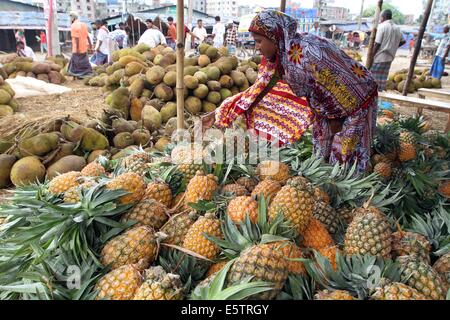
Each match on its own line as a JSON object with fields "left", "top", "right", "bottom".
{"left": 0, "top": 11, "right": 91, "bottom": 31}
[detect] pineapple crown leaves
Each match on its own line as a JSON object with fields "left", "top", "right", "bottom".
{"left": 280, "top": 131, "right": 314, "bottom": 167}
{"left": 398, "top": 115, "right": 428, "bottom": 135}
{"left": 304, "top": 251, "right": 401, "bottom": 300}
{"left": 373, "top": 123, "right": 401, "bottom": 155}
{"left": 0, "top": 182, "right": 133, "bottom": 267}
{"left": 189, "top": 259, "right": 274, "bottom": 300}
{"left": 205, "top": 196, "right": 294, "bottom": 259}
{"left": 277, "top": 274, "right": 316, "bottom": 300}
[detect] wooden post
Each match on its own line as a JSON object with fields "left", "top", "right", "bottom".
{"left": 280, "top": 0, "right": 286, "bottom": 13}
{"left": 176, "top": 0, "right": 185, "bottom": 129}
{"left": 403, "top": 0, "right": 434, "bottom": 96}
{"left": 365, "top": 0, "right": 383, "bottom": 69}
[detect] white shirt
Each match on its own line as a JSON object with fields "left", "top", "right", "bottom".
{"left": 212, "top": 22, "right": 225, "bottom": 48}
{"left": 19, "top": 46, "right": 36, "bottom": 60}
{"left": 192, "top": 26, "right": 207, "bottom": 44}
{"left": 110, "top": 29, "right": 128, "bottom": 48}
{"left": 138, "top": 28, "right": 167, "bottom": 48}
{"left": 96, "top": 26, "right": 110, "bottom": 55}
{"left": 374, "top": 20, "right": 402, "bottom": 63}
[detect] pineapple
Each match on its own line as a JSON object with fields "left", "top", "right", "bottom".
{"left": 144, "top": 181, "right": 172, "bottom": 207}
{"left": 391, "top": 230, "right": 431, "bottom": 264}
{"left": 300, "top": 218, "right": 334, "bottom": 250}
{"left": 438, "top": 180, "right": 450, "bottom": 198}
{"left": 177, "top": 163, "right": 204, "bottom": 183}
{"left": 236, "top": 176, "right": 258, "bottom": 192}
{"left": 95, "top": 261, "right": 146, "bottom": 300}
{"left": 48, "top": 171, "right": 81, "bottom": 194}
{"left": 227, "top": 243, "right": 288, "bottom": 300}
{"left": 121, "top": 199, "right": 169, "bottom": 230}
{"left": 121, "top": 152, "right": 152, "bottom": 175}
{"left": 433, "top": 253, "right": 450, "bottom": 287}
{"left": 63, "top": 178, "right": 96, "bottom": 203}
{"left": 81, "top": 162, "right": 106, "bottom": 177}
{"left": 317, "top": 246, "right": 339, "bottom": 271}
{"left": 184, "top": 171, "right": 218, "bottom": 206}
{"left": 373, "top": 162, "right": 392, "bottom": 178}
{"left": 170, "top": 192, "right": 186, "bottom": 210}
{"left": 160, "top": 211, "right": 198, "bottom": 246}
{"left": 344, "top": 206, "right": 392, "bottom": 258}
{"left": 106, "top": 172, "right": 145, "bottom": 204}
{"left": 182, "top": 213, "right": 223, "bottom": 260}
{"left": 314, "top": 186, "right": 331, "bottom": 204}
{"left": 373, "top": 124, "right": 400, "bottom": 161}
{"left": 101, "top": 225, "right": 158, "bottom": 270}
{"left": 400, "top": 131, "right": 417, "bottom": 145}
{"left": 314, "top": 289, "right": 355, "bottom": 300}
{"left": 269, "top": 241, "right": 306, "bottom": 275}
{"left": 397, "top": 255, "right": 447, "bottom": 300}
{"left": 256, "top": 160, "right": 290, "bottom": 184}
{"left": 206, "top": 260, "right": 229, "bottom": 277}
{"left": 133, "top": 266, "right": 184, "bottom": 300}
{"left": 220, "top": 183, "right": 248, "bottom": 197}
{"left": 313, "top": 201, "right": 339, "bottom": 235}
{"left": 371, "top": 280, "right": 427, "bottom": 300}
{"left": 398, "top": 142, "right": 416, "bottom": 162}
{"left": 250, "top": 179, "right": 281, "bottom": 202}
{"left": 226, "top": 196, "right": 258, "bottom": 223}
{"left": 381, "top": 109, "right": 394, "bottom": 119}
{"left": 268, "top": 179, "right": 314, "bottom": 235}
{"left": 337, "top": 205, "right": 355, "bottom": 224}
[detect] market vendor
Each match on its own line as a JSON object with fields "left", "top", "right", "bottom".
{"left": 202, "top": 10, "right": 378, "bottom": 173}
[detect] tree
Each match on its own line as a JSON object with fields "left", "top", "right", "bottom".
{"left": 363, "top": 3, "right": 405, "bottom": 25}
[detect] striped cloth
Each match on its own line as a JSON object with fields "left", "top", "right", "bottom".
{"left": 370, "top": 61, "right": 392, "bottom": 91}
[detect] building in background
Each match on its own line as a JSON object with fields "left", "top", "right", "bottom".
{"left": 404, "top": 14, "right": 415, "bottom": 25}
{"left": 206, "top": 0, "right": 238, "bottom": 18}
{"left": 193, "top": 0, "right": 206, "bottom": 13}
{"left": 237, "top": 5, "right": 256, "bottom": 16}
{"left": 429, "top": 0, "right": 449, "bottom": 25}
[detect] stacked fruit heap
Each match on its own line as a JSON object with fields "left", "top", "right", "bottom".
{"left": 84, "top": 43, "right": 260, "bottom": 123}
{"left": 385, "top": 68, "right": 443, "bottom": 93}
{"left": 0, "top": 119, "right": 448, "bottom": 300}
{"left": 1, "top": 55, "right": 67, "bottom": 84}
{"left": 0, "top": 68, "right": 18, "bottom": 118}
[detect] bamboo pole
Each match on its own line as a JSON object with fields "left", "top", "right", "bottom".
{"left": 402, "top": 0, "right": 433, "bottom": 96}
{"left": 280, "top": 0, "right": 286, "bottom": 13}
{"left": 365, "top": 0, "right": 383, "bottom": 69}
{"left": 176, "top": 0, "right": 185, "bottom": 129}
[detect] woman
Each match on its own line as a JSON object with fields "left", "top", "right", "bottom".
{"left": 203, "top": 10, "right": 378, "bottom": 173}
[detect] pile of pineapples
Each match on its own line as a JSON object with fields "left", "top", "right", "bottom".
{"left": 0, "top": 114, "right": 448, "bottom": 300}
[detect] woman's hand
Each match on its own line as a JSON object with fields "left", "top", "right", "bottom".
{"left": 201, "top": 111, "right": 216, "bottom": 131}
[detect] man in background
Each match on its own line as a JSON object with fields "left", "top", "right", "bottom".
{"left": 166, "top": 17, "right": 177, "bottom": 49}
{"left": 139, "top": 20, "right": 167, "bottom": 48}
{"left": 39, "top": 31, "right": 47, "bottom": 54}
{"left": 15, "top": 29, "right": 26, "bottom": 46}
{"left": 92, "top": 20, "right": 110, "bottom": 65}
{"left": 16, "top": 41, "right": 36, "bottom": 60}
{"left": 192, "top": 19, "right": 208, "bottom": 51}
{"left": 370, "top": 9, "right": 405, "bottom": 91}
{"left": 430, "top": 25, "right": 449, "bottom": 80}
{"left": 68, "top": 11, "right": 92, "bottom": 78}
{"left": 110, "top": 22, "right": 128, "bottom": 49}
{"left": 212, "top": 16, "right": 225, "bottom": 48}
{"left": 224, "top": 20, "right": 237, "bottom": 54}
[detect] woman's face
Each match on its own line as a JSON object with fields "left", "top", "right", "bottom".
{"left": 252, "top": 33, "right": 277, "bottom": 60}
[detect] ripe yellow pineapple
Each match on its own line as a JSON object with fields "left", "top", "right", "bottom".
{"left": 121, "top": 199, "right": 169, "bottom": 230}
{"left": 268, "top": 180, "right": 314, "bottom": 235}
{"left": 315, "top": 290, "right": 355, "bottom": 300}
{"left": 256, "top": 160, "right": 290, "bottom": 184}
{"left": 220, "top": 183, "right": 248, "bottom": 197}
{"left": 95, "top": 260, "right": 146, "bottom": 300}
{"left": 177, "top": 163, "right": 204, "bottom": 183}
{"left": 314, "top": 186, "right": 331, "bottom": 204}
{"left": 226, "top": 196, "right": 258, "bottom": 223}
{"left": 160, "top": 211, "right": 198, "bottom": 246}
{"left": 433, "top": 253, "right": 449, "bottom": 289}
{"left": 121, "top": 152, "right": 152, "bottom": 175}
{"left": 48, "top": 171, "right": 81, "bottom": 194}
{"left": 206, "top": 260, "right": 230, "bottom": 277}
{"left": 381, "top": 110, "right": 394, "bottom": 119}
{"left": 81, "top": 162, "right": 105, "bottom": 177}
{"left": 318, "top": 245, "right": 340, "bottom": 271}
{"left": 227, "top": 243, "right": 288, "bottom": 300}
{"left": 269, "top": 241, "right": 306, "bottom": 275}
{"left": 250, "top": 179, "right": 281, "bottom": 202}
{"left": 397, "top": 255, "right": 447, "bottom": 300}
{"left": 438, "top": 180, "right": 450, "bottom": 198}
{"left": 391, "top": 230, "right": 431, "bottom": 264}
{"left": 182, "top": 213, "right": 223, "bottom": 260}
{"left": 398, "top": 142, "right": 416, "bottom": 162}
{"left": 300, "top": 218, "right": 334, "bottom": 250}
{"left": 374, "top": 162, "right": 392, "bottom": 178}
{"left": 184, "top": 171, "right": 218, "bottom": 206}
{"left": 144, "top": 181, "right": 172, "bottom": 207}
{"left": 371, "top": 280, "right": 427, "bottom": 300}
{"left": 63, "top": 178, "right": 96, "bottom": 203}
{"left": 344, "top": 206, "right": 392, "bottom": 258}
{"left": 400, "top": 131, "right": 416, "bottom": 145}
{"left": 236, "top": 176, "right": 258, "bottom": 192}
{"left": 106, "top": 172, "right": 145, "bottom": 204}
{"left": 101, "top": 225, "right": 158, "bottom": 270}
{"left": 133, "top": 266, "right": 184, "bottom": 300}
